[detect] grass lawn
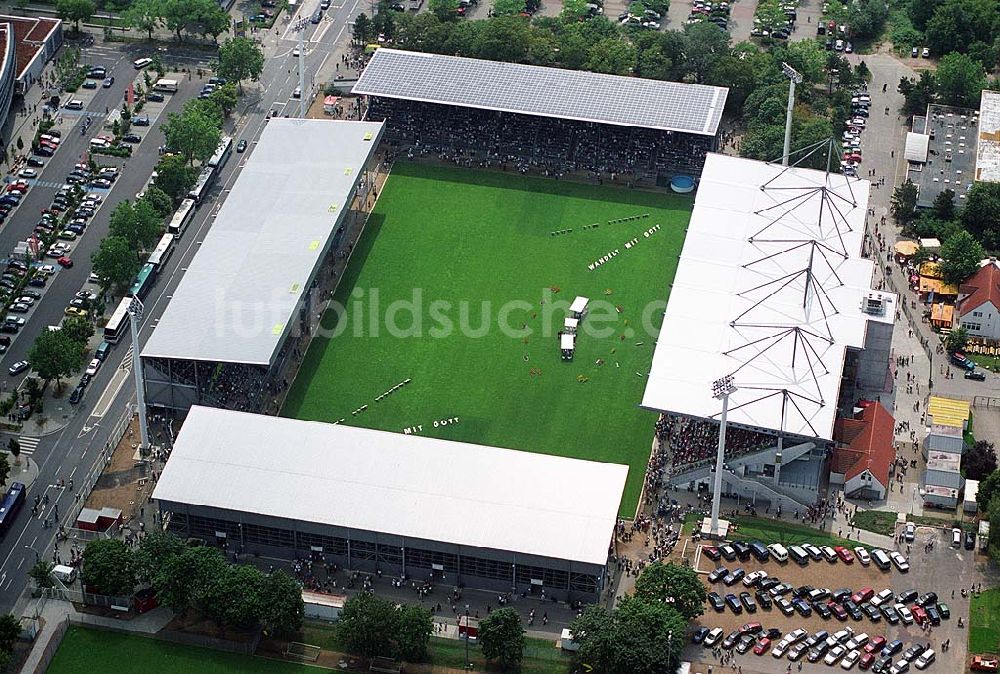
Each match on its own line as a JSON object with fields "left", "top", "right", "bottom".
{"left": 851, "top": 510, "right": 896, "bottom": 537}
{"left": 683, "top": 513, "right": 854, "bottom": 548}
{"left": 46, "top": 626, "right": 324, "bottom": 673}
{"left": 283, "top": 163, "right": 692, "bottom": 515}
{"left": 971, "top": 588, "right": 1000, "bottom": 654}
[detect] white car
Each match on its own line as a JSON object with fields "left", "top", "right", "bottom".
{"left": 36, "top": 264, "right": 56, "bottom": 275}
{"left": 84, "top": 193, "right": 103, "bottom": 203}
{"left": 853, "top": 547, "right": 871, "bottom": 565}
{"left": 895, "top": 603, "right": 913, "bottom": 624}
{"left": 743, "top": 570, "right": 768, "bottom": 587}
{"left": 890, "top": 551, "right": 910, "bottom": 572}
{"left": 841, "top": 649, "right": 862, "bottom": 670}
{"left": 15, "top": 296, "right": 35, "bottom": 306}
{"left": 133, "top": 57, "right": 153, "bottom": 69}
{"left": 85, "top": 358, "right": 100, "bottom": 376}
{"left": 292, "top": 47, "right": 301, "bottom": 57}
{"left": 704, "top": 627, "right": 724, "bottom": 647}
{"left": 17, "top": 168, "right": 38, "bottom": 179}
{"left": 828, "top": 627, "right": 855, "bottom": 648}
{"left": 921, "top": 47, "right": 930, "bottom": 58}
{"left": 914, "top": 648, "right": 935, "bottom": 669}
{"left": 845, "top": 633, "right": 869, "bottom": 650}
{"left": 825, "top": 645, "right": 847, "bottom": 665}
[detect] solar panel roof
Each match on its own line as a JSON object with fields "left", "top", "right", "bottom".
{"left": 352, "top": 48, "right": 728, "bottom": 136}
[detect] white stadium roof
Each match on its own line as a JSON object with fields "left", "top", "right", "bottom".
{"left": 976, "top": 89, "right": 1000, "bottom": 182}
{"left": 352, "top": 48, "right": 728, "bottom": 136}
{"left": 153, "top": 407, "right": 628, "bottom": 566}
{"left": 642, "top": 153, "right": 882, "bottom": 441}
{"left": 141, "top": 119, "right": 384, "bottom": 366}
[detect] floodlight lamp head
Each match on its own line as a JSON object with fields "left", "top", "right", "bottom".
{"left": 712, "top": 374, "right": 737, "bottom": 399}
{"left": 781, "top": 62, "right": 803, "bottom": 84}
{"left": 128, "top": 296, "right": 144, "bottom": 319}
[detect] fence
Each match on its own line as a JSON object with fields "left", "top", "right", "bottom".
{"left": 65, "top": 613, "right": 262, "bottom": 655}
{"left": 27, "top": 614, "right": 69, "bottom": 674}
{"left": 973, "top": 396, "right": 1000, "bottom": 409}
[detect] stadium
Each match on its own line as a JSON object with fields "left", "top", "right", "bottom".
{"left": 146, "top": 52, "right": 731, "bottom": 600}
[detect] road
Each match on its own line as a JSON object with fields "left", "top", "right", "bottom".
{"left": 0, "top": 0, "right": 359, "bottom": 612}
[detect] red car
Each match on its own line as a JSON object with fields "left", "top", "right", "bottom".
{"left": 852, "top": 587, "right": 874, "bottom": 604}
{"left": 753, "top": 637, "right": 771, "bottom": 655}
{"left": 834, "top": 546, "right": 854, "bottom": 564}
{"left": 912, "top": 605, "right": 928, "bottom": 625}
{"left": 56, "top": 255, "right": 72, "bottom": 268}
{"left": 859, "top": 652, "right": 875, "bottom": 670}
{"left": 828, "top": 601, "right": 848, "bottom": 621}
{"left": 864, "top": 635, "right": 886, "bottom": 654}
{"left": 739, "top": 622, "right": 763, "bottom": 635}
{"left": 703, "top": 546, "right": 721, "bottom": 561}
{"left": 972, "top": 656, "right": 1000, "bottom": 672}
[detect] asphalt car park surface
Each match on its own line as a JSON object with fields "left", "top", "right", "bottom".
{"left": 683, "top": 531, "right": 975, "bottom": 673}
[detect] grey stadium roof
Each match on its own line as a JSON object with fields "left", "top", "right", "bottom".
{"left": 353, "top": 48, "right": 728, "bottom": 136}
{"left": 141, "top": 119, "right": 384, "bottom": 366}
{"left": 153, "top": 406, "right": 629, "bottom": 566}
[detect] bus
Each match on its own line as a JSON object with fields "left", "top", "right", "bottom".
{"left": 208, "top": 135, "right": 233, "bottom": 169}
{"left": 187, "top": 166, "right": 216, "bottom": 204}
{"left": 104, "top": 297, "right": 132, "bottom": 344}
{"left": 168, "top": 198, "right": 197, "bottom": 236}
{"left": 130, "top": 263, "right": 156, "bottom": 299}
{"left": 148, "top": 233, "right": 175, "bottom": 269}
{"left": 0, "top": 482, "right": 26, "bottom": 535}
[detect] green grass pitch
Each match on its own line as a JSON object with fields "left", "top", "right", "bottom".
{"left": 283, "top": 163, "right": 692, "bottom": 515}
{"left": 46, "top": 626, "right": 324, "bottom": 673}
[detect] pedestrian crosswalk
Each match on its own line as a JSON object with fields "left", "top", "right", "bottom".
{"left": 31, "top": 180, "right": 64, "bottom": 189}
{"left": 17, "top": 435, "right": 39, "bottom": 456}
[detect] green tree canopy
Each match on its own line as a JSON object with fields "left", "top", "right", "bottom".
{"left": 28, "top": 561, "right": 55, "bottom": 589}
{"left": 92, "top": 235, "right": 140, "bottom": 292}
{"left": 152, "top": 545, "right": 227, "bottom": 613}
{"left": 27, "top": 329, "right": 84, "bottom": 393}
{"left": 259, "top": 570, "right": 305, "bottom": 637}
{"left": 61, "top": 316, "right": 94, "bottom": 349}
{"left": 338, "top": 593, "right": 398, "bottom": 657}
{"left": 479, "top": 606, "right": 525, "bottom": 668}
{"left": 570, "top": 597, "right": 686, "bottom": 674}
{"left": 133, "top": 530, "right": 186, "bottom": 584}
{"left": 140, "top": 186, "right": 174, "bottom": 219}
{"left": 933, "top": 188, "right": 957, "bottom": 221}
{"left": 162, "top": 106, "right": 222, "bottom": 165}
{"left": 0, "top": 614, "right": 20, "bottom": 655}
{"left": 395, "top": 604, "right": 433, "bottom": 662}
{"left": 944, "top": 325, "right": 969, "bottom": 353}
{"left": 961, "top": 181, "right": 1000, "bottom": 250}
{"left": 82, "top": 539, "right": 135, "bottom": 597}
{"left": 56, "top": 0, "right": 95, "bottom": 31}
{"left": 977, "top": 469, "right": 1000, "bottom": 512}
{"left": 939, "top": 230, "right": 985, "bottom": 286}
{"left": 963, "top": 440, "right": 998, "bottom": 480}
{"left": 123, "top": 0, "right": 163, "bottom": 39}
{"left": 633, "top": 561, "right": 707, "bottom": 619}
{"left": 891, "top": 180, "right": 919, "bottom": 225}
{"left": 218, "top": 37, "right": 265, "bottom": 92}
{"left": 153, "top": 154, "right": 199, "bottom": 203}
{"left": 493, "top": 0, "right": 527, "bottom": 15}
{"left": 935, "top": 52, "right": 988, "bottom": 108}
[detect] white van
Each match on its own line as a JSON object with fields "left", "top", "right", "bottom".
{"left": 871, "top": 548, "right": 891, "bottom": 570}
{"left": 52, "top": 564, "right": 77, "bottom": 583}
{"left": 952, "top": 528, "right": 962, "bottom": 548}
{"left": 89, "top": 138, "right": 110, "bottom": 149}
{"left": 133, "top": 57, "right": 153, "bottom": 69}
{"left": 65, "top": 99, "right": 84, "bottom": 110}
{"left": 768, "top": 543, "right": 789, "bottom": 563}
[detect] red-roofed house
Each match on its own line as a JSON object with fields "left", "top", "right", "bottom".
{"left": 832, "top": 402, "right": 896, "bottom": 500}
{"left": 958, "top": 261, "right": 1000, "bottom": 340}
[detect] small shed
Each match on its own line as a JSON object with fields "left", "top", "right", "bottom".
{"left": 75, "top": 508, "right": 101, "bottom": 532}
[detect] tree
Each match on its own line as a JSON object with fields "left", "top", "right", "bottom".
{"left": 945, "top": 325, "right": 969, "bottom": 354}
{"left": 61, "top": 316, "right": 93, "bottom": 349}
{"left": 939, "top": 230, "right": 984, "bottom": 286}
{"left": 429, "top": 0, "right": 459, "bottom": 21}
{"left": 258, "top": 570, "right": 304, "bottom": 637}
{"left": 683, "top": 22, "right": 729, "bottom": 84}
{"left": 493, "top": 0, "right": 526, "bottom": 15}
{"left": 585, "top": 38, "right": 637, "bottom": 75}
{"left": 152, "top": 545, "right": 227, "bottom": 613}
{"left": 217, "top": 37, "right": 265, "bottom": 93}
{"left": 977, "top": 469, "right": 1000, "bottom": 512}
{"left": 213, "top": 564, "right": 265, "bottom": 629}
{"left": 27, "top": 329, "right": 84, "bottom": 394}
{"left": 208, "top": 84, "right": 239, "bottom": 118}
{"left": 82, "top": 539, "right": 135, "bottom": 597}
{"left": 162, "top": 107, "right": 222, "bottom": 165}
{"left": 133, "top": 530, "right": 186, "bottom": 585}
{"left": 353, "top": 13, "right": 372, "bottom": 44}
{"left": 933, "top": 188, "right": 956, "bottom": 221}
{"left": 92, "top": 236, "right": 140, "bottom": 292}
{"left": 891, "top": 180, "right": 919, "bottom": 225}
{"left": 569, "top": 605, "right": 617, "bottom": 674}
{"left": 898, "top": 71, "right": 937, "bottom": 116}
{"left": 162, "top": 0, "right": 194, "bottom": 41}
{"left": 123, "top": 0, "right": 162, "bottom": 39}
{"left": 0, "top": 614, "right": 19, "bottom": 655}
{"left": 28, "top": 560, "right": 55, "bottom": 589}
{"left": 56, "top": 0, "right": 95, "bottom": 31}
{"left": 395, "top": 604, "right": 433, "bottom": 662}
{"left": 560, "top": 0, "right": 591, "bottom": 20}
{"left": 140, "top": 186, "right": 174, "bottom": 219}
{"left": 0, "top": 454, "right": 9, "bottom": 489}
{"left": 633, "top": 561, "right": 706, "bottom": 620}
{"left": 570, "top": 597, "right": 686, "bottom": 674}
{"left": 6, "top": 439, "right": 18, "bottom": 466}
{"left": 961, "top": 180, "right": 1000, "bottom": 250}
{"left": 193, "top": 0, "right": 229, "bottom": 42}
{"left": 153, "top": 154, "right": 199, "bottom": 203}
{"left": 935, "top": 52, "right": 988, "bottom": 108}
{"left": 963, "top": 440, "right": 998, "bottom": 480}
{"left": 478, "top": 607, "right": 524, "bottom": 669}
{"left": 338, "top": 593, "right": 397, "bottom": 657}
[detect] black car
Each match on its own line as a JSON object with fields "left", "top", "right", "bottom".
{"left": 122, "top": 133, "right": 142, "bottom": 144}
{"left": 897, "top": 589, "right": 919, "bottom": 604}
{"left": 739, "top": 592, "right": 756, "bottom": 613}
{"left": 132, "top": 116, "right": 151, "bottom": 126}
{"left": 872, "top": 655, "right": 893, "bottom": 673}
{"left": 862, "top": 603, "right": 881, "bottom": 621}
{"left": 755, "top": 590, "right": 772, "bottom": 609}
{"left": 965, "top": 370, "right": 987, "bottom": 381}
{"left": 724, "top": 594, "right": 742, "bottom": 614}
{"left": 880, "top": 639, "right": 903, "bottom": 658}
{"left": 758, "top": 577, "right": 781, "bottom": 592}
{"left": 735, "top": 634, "right": 754, "bottom": 654}
{"left": 708, "top": 567, "right": 728, "bottom": 583}
{"left": 843, "top": 599, "right": 863, "bottom": 620}
{"left": 147, "top": 92, "right": 165, "bottom": 102}
{"left": 881, "top": 604, "right": 900, "bottom": 624}
{"left": 831, "top": 588, "right": 852, "bottom": 604}
{"left": 793, "top": 599, "right": 812, "bottom": 617}
{"left": 902, "top": 644, "right": 925, "bottom": 661}
{"left": 732, "top": 541, "right": 751, "bottom": 561}
{"left": 69, "top": 384, "right": 85, "bottom": 404}
{"left": 692, "top": 626, "right": 710, "bottom": 644}
{"left": 794, "top": 585, "right": 815, "bottom": 599}
{"left": 807, "top": 642, "right": 830, "bottom": 662}
{"left": 237, "top": 139, "right": 248, "bottom": 153}
{"left": 926, "top": 605, "right": 941, "bottom": 625}
{"left": 804, "top": 631, "right": 829, "bottom": 648}
{"left": 965, "top": 531, "right": 977, "bottom": 549}
{"left": 938, "top": 602, "right": 951, "bottom": 619}
{"left": 87, "top": 66, "right": 107, "bottom": 79}
{"left": 813, "top": 601, "right": 832, "bottom": 619}
{"left": 723, "top": 568, "right": 745, "bottom": 586}
{"left": 708, "top": 592, "right": 725, "bottom": 611}
{"left": 917, "top": 592, "right": 938, "bottom": 607}
{"left": 765, "top": 627, "right": 782, "bottom": 639}
{"left": 26, "top": 157, "right": 44, "bottom": 167}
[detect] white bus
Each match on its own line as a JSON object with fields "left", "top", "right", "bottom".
{"left": 167, "top": 199, "right": 196, "bottom": 237}
{"left": 153, "top": 78, "right": 179, "bottom": 93}
{"left": 147, "top": 233, "right": 175, "bottom": 269}
{"left": 103, "top": 297, "right": 132, "bottom": 344}
{"left": 187, "top": 167, "right": 215, "bottom": 204}
{"left": 207, "top": 135, "right": 233, "bottom": 169}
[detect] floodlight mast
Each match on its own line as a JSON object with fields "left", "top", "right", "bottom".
{"left": 291, "top": 17, "right": 311, "bottom": 118}
{"left": 126, "top": 297, "right": 150, "bottom": 452}
{"left": 710, "top": 375, "right": 738, "bottom": 536}
{"left": 780, "top": 62, "right": 803, "bottom": 167}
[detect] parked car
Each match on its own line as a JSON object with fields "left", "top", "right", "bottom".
{"left": 237, "top": 139, "right": 248, "bottom": 152}
{"left": 8, "top": 360, "right": 28, "bottom": 375}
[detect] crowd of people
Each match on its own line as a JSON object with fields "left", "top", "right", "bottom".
{"left": 366, "top": 97, "right": 714, "bottom": 184}
{"left": 654, "top": 415, "right": 777, "bottom": 473}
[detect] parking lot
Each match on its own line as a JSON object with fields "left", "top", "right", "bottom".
{"left": 683, "top": 526, "right": 980, "bottom": 674}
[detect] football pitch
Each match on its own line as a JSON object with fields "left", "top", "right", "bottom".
{"left": 283, "top": 164, "right": 692, "bottom": 514}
